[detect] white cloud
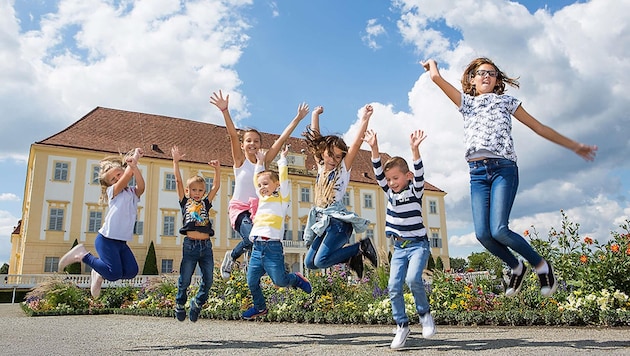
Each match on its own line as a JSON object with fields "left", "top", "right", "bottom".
{"left": 362, "top": 18, "right": 386, "bottom": 50}
{"left": 0, "top": 210, "right": 19, "bottom": 265}
{"left": 0, "top": 194, "right": 20, "bottom": 202}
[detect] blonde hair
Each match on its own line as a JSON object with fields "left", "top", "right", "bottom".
{"left": 186, "top": 175, "right": 206, "bottom": 188}
{"left": 461, "top": 57, "right": 520, "bottom": 96}
{"left": 98, "top": 149, "right": 135, "bottom": 204}
{"left": 257, "top": 170, "right": 279, "bottom": 183}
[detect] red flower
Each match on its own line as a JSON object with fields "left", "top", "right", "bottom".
{"left": 584, "top": 237, "right": 593, "bottom": 245}
{"left": 523, "top": 230, "right": 529, "bottom": 237}
{"left": 580, "top": 255, "right": 588, "bottom": 264}
{"left": 611, "top": 244, "right": 620, "bottom": 253}
{"left": 626, "top": 246, "right": 630, "bottom": 256}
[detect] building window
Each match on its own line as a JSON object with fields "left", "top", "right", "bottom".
{"left": 363, "top": 194, "right": 373, "bottom": 209}
{"left": 88, "top": 211, "right": 102, "bottom": 232}
{"left": 161, "top": 259, "right": 174, "bottom": 274}
{"left": 163, "top": 216, "right": 175, "bottom": 236}
{"left": 429, "top": 200, "right": 437, "bottom": 214}
{"left": 342, "top": 192, "right": 350, "bottom": 206}
{"left": 165, "top": 173, "right": 176, "bottom": 191}
{"left": 230, "top": 227, "right": 239, "bottom": 239}
{"left": 430, "top": 230, "right": 442, "bottom": 248}
{"left": 205, "top": 177, "right": 214, "bottom": 193}
{"left": 91, "top": 165, "right": 100, "bottom": 184}
{"left": 300, "top": 187, "right": 310, "bottom": 202}
{"left": 134, "top": 221, "right": 144, "bottom": 235}
{"left": 298, "top": 225, "right": 305, "bottom": 240}
{"left": 128, "top": 175, "right": 136, "bottom": 188}
{"left": 44, "top": 257, "right": 59, "bottom": 272}
{"left": 53, "top": 161, "right": 69, "bottom": 181}
{"left": 284, "top": 223, "right": 293, "bottom": 240}
{"left": 48, "top": 208, "right": 64, "bottom": 231}
{"left": 231, "top": 180, "right": 235, "bottom": 195}
{"left": 365, "top": 229, "right": 374, "bottom": 239}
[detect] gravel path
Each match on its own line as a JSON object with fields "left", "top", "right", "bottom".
{"left": 1, "top": 304, "right": 628, "bottom": 355}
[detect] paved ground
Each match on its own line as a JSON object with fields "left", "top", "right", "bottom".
{"left": 0, "top": 304, "right": 628, "bottom": 355}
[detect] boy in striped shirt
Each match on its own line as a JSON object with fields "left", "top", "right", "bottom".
{"left": 364, "top": 129, "right": 436, "bottom": 349}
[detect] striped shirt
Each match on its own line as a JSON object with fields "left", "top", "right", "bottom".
{"left": 372, "top": 157, "right": 427, "bottom": 239}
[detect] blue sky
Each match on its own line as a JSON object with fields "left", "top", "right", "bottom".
{"left": 1, "top": 0, "right": 628, "bottom": 267}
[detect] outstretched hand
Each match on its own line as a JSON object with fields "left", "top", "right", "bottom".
{"left": 296, "top": 103, "right": 310, "bottom": 120}
{"left": 363, "top": 129, "right": 378, "bottom": 148}
{"left": 210, "top": 90, "right": 229, "bottom": 112}
{"left": 410, "top": 130, "right": 427, "bottom": 147}
{"left": 574, "top": 143, "right": 598, "bottom": 161}
{"left": 171, "top": 146, "right": 185, "bottom": 162}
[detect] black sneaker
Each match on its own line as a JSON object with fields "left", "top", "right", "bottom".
{"left": 189, "top": 299, "right": 201, "bottom": 322}
{"left": 360, "top": 238, "right": 378, "bottom": 267}
{"left": 505, "top": 264, "right": 527, "bottom": 297}
{"left": 175, "top": 304, "right": 186, "bottom": 322}
{"left": 538, "top": 262, "right": 558, "bottom": 297}
{"left": 348, "top": 254, "right": 364, "bottom": 279}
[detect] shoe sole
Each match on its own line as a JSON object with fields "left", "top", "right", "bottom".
{"left": 390, "top": 329, "right": 410, "bottom": 349}
{"left": 243, "top": 310, "right": 268, "bottom": 320}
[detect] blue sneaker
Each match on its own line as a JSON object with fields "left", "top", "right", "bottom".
{"left": 189, "top": 299, "right": 201, "bottom": 322}
{"left": 175, "top": 304, "right": 186, "bottom": 322}
{"left": 242, "top": 306, "right": 268, "bottom": 320}
{"left": 295, "top": 272, "right": 312, "bottom": 294}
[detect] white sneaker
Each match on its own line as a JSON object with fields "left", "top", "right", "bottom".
{"left": 221, "top": 250, "right": 234, "bottom": 280}
{"left": 90, "top": 269, "right": 104, "bottom": 298}
{"left": 58, "top": 244, "right": 88, "bottom": 271}
{"left": 390, "top": 323, "right": 410, "bottom": 349}
{"left": 420, "top": 312, "right": 436, "bottom": 339}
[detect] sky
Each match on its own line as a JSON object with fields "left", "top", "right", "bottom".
{"left": 1, "top": 0, "right": 629, "bottom": 267}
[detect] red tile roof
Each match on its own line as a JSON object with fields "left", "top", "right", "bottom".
{"left": 38, "top": 107, "right": 443, "bottom": 192}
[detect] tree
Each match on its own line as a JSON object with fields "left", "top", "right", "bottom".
{"left": 467, "top": 251, "right": 504, "bottom": 277}
{"left": 142, "top": 241, "right": 159, "bottom": 275}
{"left": 449, "top": 257, "right": 467, "bottom": 273}
{"left": 64, "top": 239, "right": 82, "bottom": 274}
{"left": 435, "top": 256, "right": 444, "bottom": 271}
{"left": 427, "top": 254, "right": 435, "bottom": 271}
{"left": 0, "top": 263, "right": 8, "bottom": 274}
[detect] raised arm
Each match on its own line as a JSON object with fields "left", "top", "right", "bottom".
{"left": 206, "top": 160, "right": 221, "bottom": 201}
{"left": 363, "top": 129, "right": 380, "bottom": 160}
{"left": 171, "top": 146, "right": 186, "bottom": 200}
{"left": 344, "top": 104, "right": 374, "bottom": 169}
{"left": 410, "top": 129, "right": 427, "bottom": 162}
{"left": 210, "top": 90, "right": 245, "bottom": 167}
{"left": 513, "top": 106, "right": 597, "bottom": 161}
{"left": 422, "top": 59, "right": 462, "bottom": 107}
{"left": 310, "top": 105, "right": 324, "bottom": 134}
{"left": 265, "top": 102, "right": 310, "bottom": 166}
{"left": 128, "top": 148, "right": 145, "bottom": 197}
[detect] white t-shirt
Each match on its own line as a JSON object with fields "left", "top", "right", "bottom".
{"left": 231, "top": 158, "right": 258, "bottom": 203}
{"left": 98, "top": 186, "right": 139, "bottom": 241}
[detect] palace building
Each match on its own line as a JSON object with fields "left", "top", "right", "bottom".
{"left": 9, "top": 107, "right": 450, "bottom": 275}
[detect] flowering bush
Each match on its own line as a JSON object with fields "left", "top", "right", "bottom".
{"left": 20, "top": 213, "right": 630, "bottom": 326}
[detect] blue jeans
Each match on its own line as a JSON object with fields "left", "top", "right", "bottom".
{"left": 305, "top": 218, "right": 359, "bottom": 269}
{"left": 247, "top": 240, "right": 300, "bottom": 310}
{"left": 469, "top": 158, "right": 542, "bottom": 269}
{"left": 83, "top": 234, "right": 139, "bottom": 281}
{"left": 175, "top": 237, "right": 214, "bottom": 306}
{"left": 388, "top": 239, "right": 431, "bottom": 324}
{"left": 231, "top": 212, "right": 253, "bottom": 260}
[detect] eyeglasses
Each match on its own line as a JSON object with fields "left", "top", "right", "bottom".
{"left": 475, "top": 69, "right": 498, "bottom": 78}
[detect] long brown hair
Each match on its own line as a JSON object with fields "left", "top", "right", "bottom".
{"left": 461, "top": 57, "right": 520, "bottom": 96}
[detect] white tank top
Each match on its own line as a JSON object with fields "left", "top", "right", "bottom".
{"left": 231, "top": 158, "right": 258, "bottom": 203}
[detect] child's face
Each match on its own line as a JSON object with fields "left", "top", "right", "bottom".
{"left": 472, "top": 63, "right": 498, "bottom": 94}
{"left": 103, "top": 166, "right": 125, "bottom": 186}
{"left": 186, "top": 182, "right": 206, "bottom": 201}
{"left": 256, "top": 174, "right": 279, "bottom": 197}
{"left": 241, "top": 132, "right": 262, "bottom": 156}
{"left": 384, "top": 166, "right": 412, "bottom": 193}
{"left": 322, "top": 146, "right": 344, "bottom": 171}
